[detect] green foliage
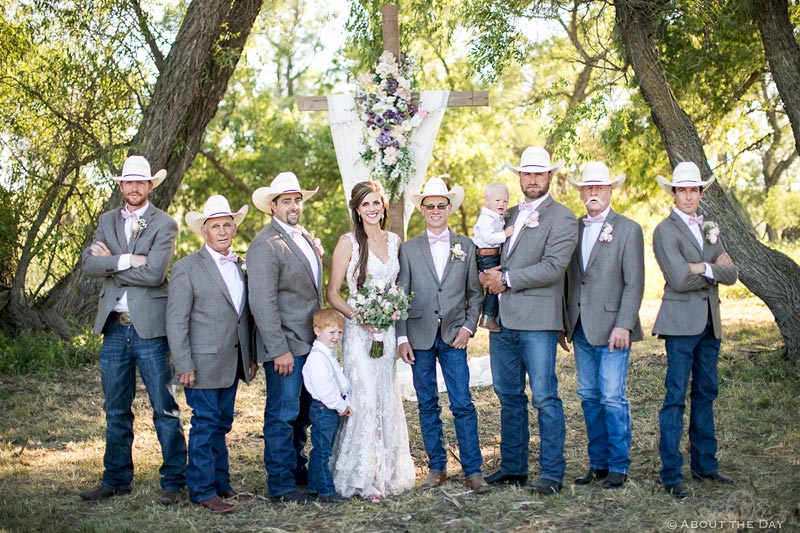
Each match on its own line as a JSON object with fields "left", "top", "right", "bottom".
{"left": 0, "top": 328, "right": 100, "bottom": 376}
{"left": 763, "top": 188, "right": 800, "bottom": 234}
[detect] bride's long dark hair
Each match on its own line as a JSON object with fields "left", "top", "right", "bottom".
{"left": 349, "top": 181, "right": 390, "bottom": 290}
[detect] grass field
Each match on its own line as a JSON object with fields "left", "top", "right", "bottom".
{"left": 1, "top": 297, "right": 798, "bottom": 532}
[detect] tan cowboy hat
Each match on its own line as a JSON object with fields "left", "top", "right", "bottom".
{"left": 411, "top": 177, "right": 465, "bottom": 211}
{"left": 252, "top": 172, "right": 319, "bottom": 213}
{"left": 567, "top": 161, "right": 626, "bottom": 189}
{"left": 112, "top": 155, "right": 167, "bottom": 188}
{"left": 505, "top": 146, "right": 564, "bottom": 175}
{"left": 185, "top": 195, "right": 248, "bottom": 235}
{"left": 656, "top": 161, "right": 715, "bottom": 194}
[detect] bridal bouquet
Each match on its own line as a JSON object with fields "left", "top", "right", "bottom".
{"left": 351, "top": 278, "right": 413, "bottom": 358}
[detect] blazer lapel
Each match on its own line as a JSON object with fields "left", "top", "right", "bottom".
{"left": 439, "top": 230, "right": 456, "bottom": 284}
{"left": 507, "top": 197, "right": 552, "bottom": 259}
{"left": 199, "top": 247, "right": 237, "bottom": 312}
{"left": 584, "top": 210, "right": 616, "bottom": 273}
{"left": 129, "top": 203, "right": 156, "bottom": 252}
{"left": 416, "top": 234, "right": 439, "bottom": 282}
{"left": 114, "top": 209, "right": 127, "bottom": 252}
{"left": 272, "top": 219, "right": 317, "bottom": 288}
{"left": 669, "top": 211, "right": 702, "bottom": 254}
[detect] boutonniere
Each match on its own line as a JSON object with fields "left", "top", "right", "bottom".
{"left": 132, "top": 217, "right": 147, "bottom": 239}
{"left": 450, "top": 239, "right": 466, "bottom": 262}
{"left": 523, "top": 210, "right": 540, "bottom": 228}
{"left": 702, "top": 221, "right": 720, "bottom": 244}
{"left": 308, "top": 229, "right": 324, "bottom": 257}
{"left": 598, "top": 222, "right": 613, "bottom": 243}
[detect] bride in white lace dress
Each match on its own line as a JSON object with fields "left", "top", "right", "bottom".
{"left": 326, "top": 181, "right": 416, "bottom": 500}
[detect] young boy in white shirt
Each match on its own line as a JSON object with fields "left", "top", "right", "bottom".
{"left": 301, "top": 308, "right": 352, "bottom": 502}
{"left": 472, "top": 182, "right": 514, "bottom": 332}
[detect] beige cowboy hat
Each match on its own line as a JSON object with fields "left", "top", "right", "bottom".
{"left": 185, "top": 195, "right": 248, "bottom": 235}
{"left": 567, "top": 161, "right": 626, "bottom": 189}
{"left": 411, "top": 177, "right": 465, "bottom": 211}
{"left": 252, "top": 172, "right": 319, "bottom": 213}
{"left": 112, "top": 155, "right": 167, "bottom": 188}
{"left": 656, "top": 161, "right": 715, "bottom": 194}
{"left": 505, "top": 146, "right": 564, "bottom": 175}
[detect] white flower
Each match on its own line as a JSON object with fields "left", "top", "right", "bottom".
{"left": 132, "top": 217, "right": 148, "bottom": 239}
{"left": 450, "top": 240, "right": 467, "bottom": 262}
{"left": 598, "top": 222, "right": 614, "bottom": 243}
{"left": 523, "top": 211, "right": 540, "bottom": 228}
{"left": 702, "top": 221, "right": 720, "bottom": 244}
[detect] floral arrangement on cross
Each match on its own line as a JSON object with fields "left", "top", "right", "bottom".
{"left": 356, "top": 51, "right": 428, "bottom": 201}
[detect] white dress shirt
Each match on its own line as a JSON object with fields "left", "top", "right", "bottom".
{"left": 472, "top": 207, "right": 506, "bottom": 249}
{"left": 427, "top": 228, "right": 450, "bottom": 281}
{"left": 275, "top": 218, "right": 320, "bottom": 287}
{"left": 672, "top": 208, "right": 714, "bottom": 280}
{"left": 204, "top": 244, "right": 244, "bottom": 312}
{"left": 113, "top": 202, "right": 149, "bottom": 313}
{"left": 581, "top": 206, "right": 611, "bottom": 271}
{"left": 507, "top": 194, "right": 550, "bottom": 254}
{"left": 302, "top": 340, "right": 351, "bottom": 414}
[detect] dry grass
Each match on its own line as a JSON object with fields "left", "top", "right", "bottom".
{"left": 1, "top": 298, "right": 799, "bottom": 532}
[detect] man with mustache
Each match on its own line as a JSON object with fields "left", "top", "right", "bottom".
{"left": 481, "top": 147, "right": 578, "bottom": 495}
{"left": 560, "top": 162, "right": 644, "bottom": 489}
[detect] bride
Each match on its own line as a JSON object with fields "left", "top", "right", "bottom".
{"left": 326, "top": 180, "right": 416, "bottom": 500}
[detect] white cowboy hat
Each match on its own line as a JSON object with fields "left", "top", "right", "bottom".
{"left": 656, "top": 161, "right": 715, "bottom": 194}
{"left": 411, "top": 177, "right": 465, "bottom": 211}
{"left": 252, "top": 172, "right": 318, "bottom": 213}
{"left": 185, "top": 195, "right": 248, "bottom": 235}
{"left": 112, "top": 155, "right": 167, "bottom": 188}
{"left": 505, "top": 146, "right": 564, "bottom": 175}
{"left": 567, "top": 161, "right": 626, "bottom": 189}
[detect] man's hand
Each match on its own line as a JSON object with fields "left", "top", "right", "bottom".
{"left": 504, "top": 226, "right": 514, "bottom": 238}
{"left": 130, "top": 254, "right": 148, "bottom": 268}
{"left": 248, "top": 360, "right": 259, "bottom": 381}
{"left": 480, "top": 266, "right": 506, "bottom": 294}
{"left": 451, "top": 328, "right": 471, "bottom": 350}
{"left": 608, "top": 327, "right": 631, "bottom": 352}
{"left": 558, "top": 331, "right": 570, "bottom": 352}
{"left": 341, "top": 406, "right": 353, "bottom": 417}
{"left": 178, "top": 370, "right": 195, "bottom": 388}
{"left": 714, "top": 252, "right": 733, "bottom": 267}
{"left": 273, "top": 352, "right": 294, "bottom": 376}
{"left": 398, "top": 342, "right": 415, "bottom": 365}
{"left": 688, "top": 262, "right": 706, "bottom": 275}
{"left": 89, "top": 241, "right": 111, "bottom": 257}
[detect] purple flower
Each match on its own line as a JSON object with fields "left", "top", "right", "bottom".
{"left": 376, "top": 129, "right": 393, "bottom": 147}
{"left": 374, "top": 115, "right": 385, "bottom": 127}
{"left": 386, "top": 78, "right": 399, "bottom": 93}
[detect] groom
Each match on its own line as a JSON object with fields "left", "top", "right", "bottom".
{"left": 248, "top": 172, "right": 322, "bottom": 504}
{"left": 397, "top": 177, "right": 489, "bottom": 494}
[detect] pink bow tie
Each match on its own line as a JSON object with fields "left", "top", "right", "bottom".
{"left": 688, "top": 214, "right": 704, "bottom": 225}
{"left": 291, "top": 228, "right": 304, "bottom": 239}
{"left": 518, "top": 202, "right": 534, "bottom": 212}
{"left": 583, "top": 214, "right": 605, "bottom": 226}
{"left": 428, "top": 232, "right": 449, "bottom": 244}
{"left": 219, "top": 252, "right": 239, "bottom": 264}
{"left": 121, "top": 208, "right": 137, "bottom": 221}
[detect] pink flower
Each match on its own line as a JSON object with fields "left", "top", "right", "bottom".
{"left": 313, "top": 237, "right": 324, "bottom": 257}
{"left": 598, "top": 223, "right": 613, "bottom": 243}
{"left": 523, "top": 211, "right": 540, "bottom": 228}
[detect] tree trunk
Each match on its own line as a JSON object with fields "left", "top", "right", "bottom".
{"left": 754, "top": 0, "right": 800, "bottom": 156}
{"left": 22, "top": 0, "right": 264, "bottom": 337}
{"left": 615, "top": 0, "right": 800, "bottom": 359}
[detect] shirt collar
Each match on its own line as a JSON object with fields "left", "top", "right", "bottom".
{"left": 672, "top": 207, "right": 698, "bottom": 227}
{"left": 521, "top": 193, "right": 550, "bottom": 212}
{"left": 585, "top": 206, "right": 611, "bottom": 221}
{"left": 274, "top": 217, "right": 300, "bottom": 236}
{"left": 480, "top": 206, "right": 503, "bottom": 220}
{"left": 204, "top": 244, "right": 232, "bottom": 261}
{"left": 312, "top": 339, "right": 335, "bottom": 358}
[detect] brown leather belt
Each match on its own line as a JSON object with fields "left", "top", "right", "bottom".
{"left": 111, "top": 311, "right": 133, "bottom": 326}
{"left": 476, "top": 248, "right": 500, "bottom": 256}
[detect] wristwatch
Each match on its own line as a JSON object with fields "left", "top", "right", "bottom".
{"left": 501, "top": 272, "right": 509, "bottom": 288}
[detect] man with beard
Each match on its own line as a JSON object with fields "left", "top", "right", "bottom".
{"left": 480, "top": 147, "right": 578, "bottom": 495}
{"left": 560, "top": 162, "right": 644, "bottom": 489}
{"left": 80, "top": 155, "right": 187, "bottom": 505}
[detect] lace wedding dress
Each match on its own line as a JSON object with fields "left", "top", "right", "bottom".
{"left": 332, "top": 232, "right": 416, "bottom": 498}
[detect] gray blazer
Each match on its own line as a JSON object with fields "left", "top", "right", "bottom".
{"left": 652, "top": 210, "right": 739, "bottom": 339}
{"left": 566, "top": 210, "right": 645, "bottom": 345}
{"left": 166, "top": 247, "right": 253, "bottom": 389}
{"left": 247, "top": 218, "right": 322, "bottom": 362}
{"left": 81, "top": 203, "right": 177, "bottom": 339}
{"left": 498, "top": 196, "right": 578, "bottom": 331}
{"left": 396, "top": 230, "right": 483, "bottom": 349}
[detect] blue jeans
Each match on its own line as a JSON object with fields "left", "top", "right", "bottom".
{"left": 263, "top": 355, "right": 311, "bottom": 497}
{"left": 307, "top": 399, "right": 341, "bottom": 497}
{"left": 659, "top": 319, "right": 721, "bottom": 485}
{"left": 476, "top": 251, "right": 501, "bottom": 319}
{"left": 573, "top": 321, "right": 632, "bottom": 474}
{"left": 411, "top": 331, "right": 483, "bottom": 477}
{"left": 184, "top": 384, "right": 238, "bottom": 503}
{"left": 489, "top": 326, "right": 565, "bottom": 482}
{"left": 99, "top": 318, "right": 186, "bottom": 491}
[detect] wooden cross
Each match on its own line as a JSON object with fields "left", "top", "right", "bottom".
{"left": 297, "top": 4, "right": 489, "bottom": 238}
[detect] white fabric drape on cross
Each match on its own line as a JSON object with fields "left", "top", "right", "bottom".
{"left": 327, "top": 91, "right": 450, "bottom": 234}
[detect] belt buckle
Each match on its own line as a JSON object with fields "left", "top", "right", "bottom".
{"left": 119, "top": 312, "right": 132, "bottom": 326}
